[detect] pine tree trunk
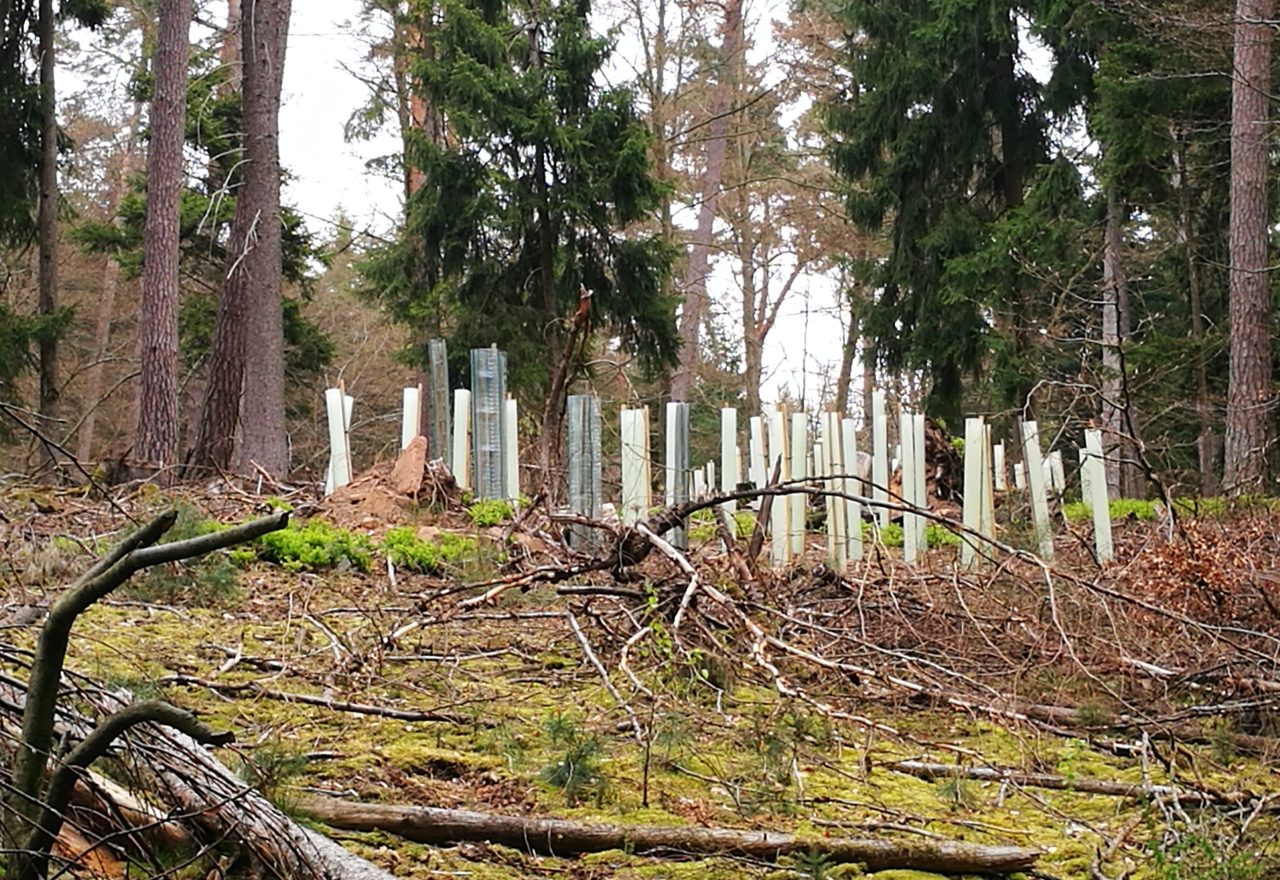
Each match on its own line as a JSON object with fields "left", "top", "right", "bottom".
{"left": 135, "top": 0, "right": 192, "bottom": 479}
{"left": 191, "top": 0, "right": 292, "bottom": 476}
{"left": 234, "top": 0, "right": 292, "bottom": 478}
{"left": 35, "top": 0, "right": 57, "bottom": 449}
{"left": 220, "top": 0, "right": 241, "bottom": 96}
{"left": 669, "top": 0, "right": 743, "bottom": 401}
{"left": 77, "top": 104, "right": 144, "bottom": 466}
{"left": 1223, "top": 0, "right": 1274, "bottom": 495}
{"left": 1176, "top": 138, "right": 1220, "bottom": 495}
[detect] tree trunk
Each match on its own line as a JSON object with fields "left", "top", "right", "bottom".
{"left": 834, "top": 303, "right": 857, "bottom": 415}
{"left": 535, "top": 136, "right": 568, "bottom": 497}
{"left": 220, "top": 0, "right": 241, "bottom": 96}
{"left": 740, "top": 235, "right": 763, "bottom": 415}
{"left": 76, "top": 104, "right": 144, "bottom": 466}
{"left": 134, "top": 0, "right": 192, "bottom": 479}
{"left": 35, "top": 0, "right": 57, "bottom": 449}
{"left": 0, "top": 680, "right": 395, "bottom": 880}
{"left": 862, "top": 331, "right": 875, "bottom": 430}
{"left": 669, "top": 0, "right": 743, "bottom": 401}
{"left": 233, "top": 0, "right": 292, "bottom": 477}
{"left": 1175, "top": 135, "right": 1219, "bottom": 495}
{"left": 1101, "top": 188, "right": 1127, "bottom": 498}
{"left": 297, "top": 797, "right": 1039, "bottom": 874}
{"left": 1223, "top": 0, "right": 1274, "bottom": 495}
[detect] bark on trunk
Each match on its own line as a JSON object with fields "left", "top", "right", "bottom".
{"left": 76, "top": 105, "right": 144, "bottom": 466}
{"left": 1175, "top": 136, "right": 1220, "bottom": 495}
{"left": 1101, "top": 188, "right": 1127, "bottom": 498}
{"left": 220, "top": 0, "right": 241, "bottom": 96}
{"left": 669, "top": 0, "right": 743, "bottom": 401}
{"left": 0, "top": 682, "right": 396, "bottom": 880}
{"left": 35, "top": 0, "right": 57, "bottom": 447}
{"left": 740, "top": 232, "right": 763, "bottom": 415}
{"left": 135, "top": 0, "right": 192, "bottom": 479}
{"left": 1223, "top": 0, "right": 1275, "bottom": 495}
{"left": 886, "top": 760, "right": 1243, "bottom": 806}
{"left": 234, "top": 0, "right": 292, "bottom": 478}
{"left": 297, "top": 797, "right": 1039, "bottom": 874}
{"left": 834, "top": 306, "right": 857, "bottom": 415}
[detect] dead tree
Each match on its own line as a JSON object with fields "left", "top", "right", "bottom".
{"left": 4, "top": 509, "right": 288, "bottom": 880}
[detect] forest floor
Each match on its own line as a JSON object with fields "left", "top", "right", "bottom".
{"left": 0, "top": 470, "right": 1277, "bottom": 880}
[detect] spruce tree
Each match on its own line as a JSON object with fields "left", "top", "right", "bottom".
{"left": 362, "top": 0, "right": 676, "bottom": 483}
{"left": 824, "top": 0, "right": 1050, "bottom": 419}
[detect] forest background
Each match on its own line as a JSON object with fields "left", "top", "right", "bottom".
{"left": 0, "top": 0, "right": 1275, "bottom": 502}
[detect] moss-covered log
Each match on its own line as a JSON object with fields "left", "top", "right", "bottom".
{"left": 297, "top": 797, "right": 1040, "bottom": 875}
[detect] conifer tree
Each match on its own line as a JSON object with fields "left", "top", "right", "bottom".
{"left": 363, "top": 0, "right": 677, "bottom": 485}
{"left": 824, "top": 0, "right": 1049, "bottom": 419}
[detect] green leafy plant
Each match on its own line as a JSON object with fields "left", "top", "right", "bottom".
{"left": 861, "top": 520, "right": 959, "bottom": 549}
{"left": 690, "top": 509, "right": 757, "bottom": 543}
{"left": 254, "top": 519, "right": 374, "bottom": 571}
{"left": 467, "top": 498, "right": 513, "bottom": 527}
{"left": 381, "top": 527, "right": 479, "bottom": 573}
{"left": 780, "top": 848, "right": 839, "bottom": 880}
{"left": 1064, "top": 498, "right": 1158, "bottom": 523}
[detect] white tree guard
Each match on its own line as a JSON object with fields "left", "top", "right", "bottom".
{"left": 789, "top": 412, "right": 808, "bottom": 556}
{"left": 451, "top": 389, "right": 472, "bottom": 491}
{"left": 1020, "top": 421, "right": 1054, "bottom": 559}
{"left": 872, "top": 390, "right": 889, "bottom": 527}
{"left": 401, "top": 386, "right": 422, "bottom": 451}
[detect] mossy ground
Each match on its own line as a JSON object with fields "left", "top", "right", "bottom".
{"left": 0, "top": 487, "right": 1275, "bottom": 879}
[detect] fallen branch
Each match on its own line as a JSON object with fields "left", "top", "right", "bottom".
{"left": 297, "top": 796, "right": 1040, "bottom": 874}
{"left": 161, "top": 674, "right": 486, "bottom": 725}
{"left": 885, "top": 760, "right": 1250, "bottom": 807}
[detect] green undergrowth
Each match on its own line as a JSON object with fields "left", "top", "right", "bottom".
{"left": 468, "top": 498, "right": 514, "bottom": 527}
{"left": 247, "top": 517, "right": 487, "bottom": 575}
{"left": 689, "top": 510, "right": 757, "bottom": 542}
{"left": 254, "top": 518, "right": 376, "bottom": 571}
{"left": 383, "top": 526, "right": 480, "bottom": 573}
{"left": 24, "top": 591, "right": 1280, "bottom": 880}
{"left": 5, "top": 491, "right": 1276, "bottom": 880}
{"left": 126, "top": 503, "right": 241, "bottom": 605}
{"left": 689, "top": 512, "right": 961, "bottom": 549}
{"left": 864, "top": 521, "right": 961, "bottom": 549}
{"left": 1063, "top": 494, "right": 1280, "bottom": 524}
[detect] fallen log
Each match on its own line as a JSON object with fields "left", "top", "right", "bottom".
{"left": 297, "top": 796, "right": 1040, "bottom": 875}
{"left": 885, "top": 760, "right": 1250, "bottom": 807}
{"left": 0, "top": 678, "right": 397, "bottom": 880}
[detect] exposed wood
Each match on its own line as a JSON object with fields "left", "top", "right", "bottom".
{"left": 298, "top": 796, "right": 1040, "bottom": 874}
{"left": 0, "top": 679, "right": 397, "bottom": 880}
{"left": 160, "top": 673, "right": 486, "bottom": 725}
